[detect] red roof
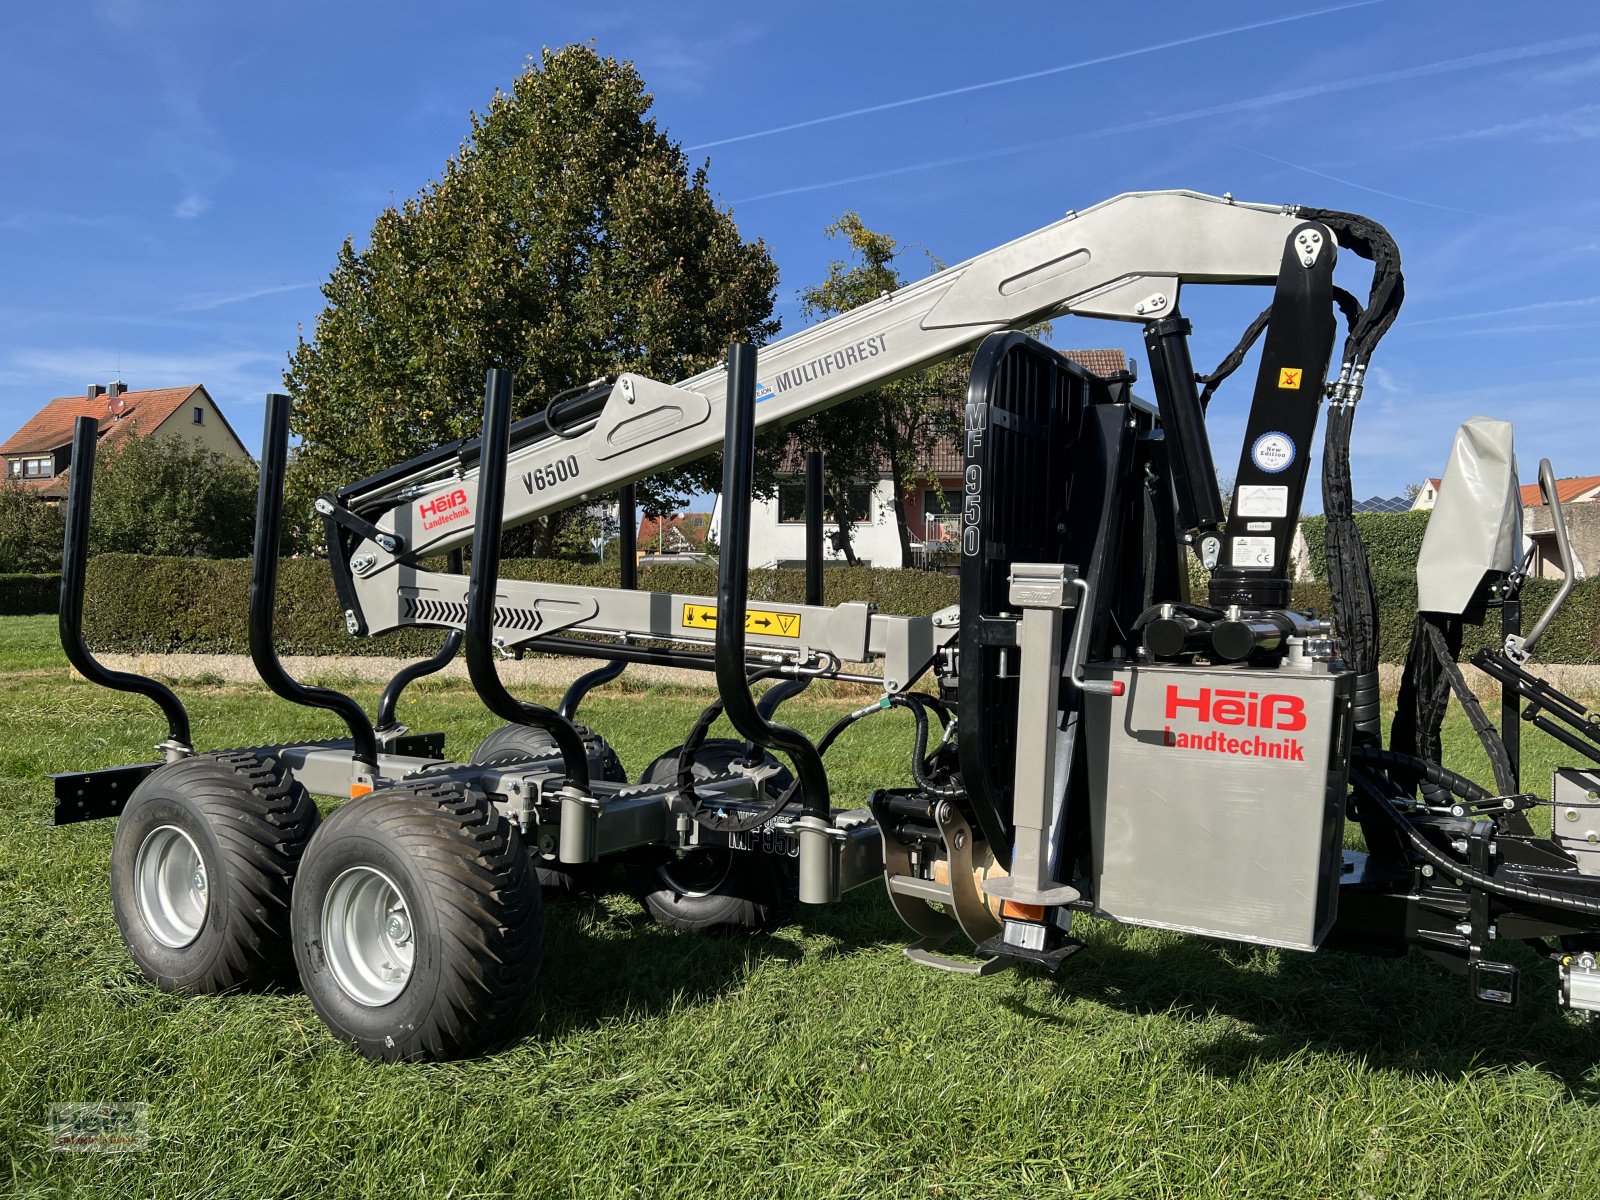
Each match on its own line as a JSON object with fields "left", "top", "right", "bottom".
{"left": 637, "top": 512, "right": 712, "bottom": 549}
{"left": 1520, "top": 475, "right": 1600, "bottom": 507}
{"left": 0, "top": 386, "right": 205, "bottom": 457}
{"left": 1056, "top": 347, "right": 1128, "bottom": 379}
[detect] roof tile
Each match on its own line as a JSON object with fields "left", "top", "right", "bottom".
{"left": 1520, "top": 474, "right": 1600, "bottom": 507}
{"left": 0, "top": 386, "right": 204, "bottom": 458}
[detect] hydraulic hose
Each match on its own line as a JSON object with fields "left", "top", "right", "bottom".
{"left": 673, "top": 690, "right": 962, "bottom": 831}
{"left": 1352, "top": 745, "right": 1494, "bottom": 805}
{"left": 1353, "top": 767, "right": 1600, "bottom": 918}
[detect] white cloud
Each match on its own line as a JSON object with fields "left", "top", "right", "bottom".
{"left": 173, "top": 192, "right": 211, "bottom": 220}
{"left": 1402, "top": 295, "right": 1600, "bottom": 329}
{"left": 1442, "top": 103, "right": 1600, "bottom": 144}
{"left": 173, "top": 282, "right": 317, "bottom": 313}
{"left": 1532, "top": 53, "right": 1600, "bottom": 86}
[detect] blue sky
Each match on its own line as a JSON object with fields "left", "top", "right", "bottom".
{"left": 2, "top": 1, "right": 1598, "bottom": 508}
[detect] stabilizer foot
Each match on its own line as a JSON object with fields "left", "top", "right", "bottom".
{"left": 903, "top": 937, "right": 1007, "bottom": 976}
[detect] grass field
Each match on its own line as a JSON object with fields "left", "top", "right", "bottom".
{"left": 3, "top": 612, "right": 1600, "bottom": 1198}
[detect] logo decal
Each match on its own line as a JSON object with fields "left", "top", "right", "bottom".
{"left": 418, "top": 488, "right": 470, "bottom": 532}
{"left": 1251, "top": 432, "right": 1295, "bottom": 474}
{"left": 769, "top": 334, "right": 889, "bottom": 395}
{"left": 1161, "top": 684, "right": 1307, "bottom": 761}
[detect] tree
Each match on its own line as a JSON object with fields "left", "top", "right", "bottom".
{"left": 285, "top": 44, "right": 779, "bottom": 556}
{"left": 89, "top": 432, "right": 258, "bottom": 558}
{"left": 788, "top": 214, "right": 963, "bottom": 567}
{"left": 0, "top": 483, "right": 65, "bottom": 572}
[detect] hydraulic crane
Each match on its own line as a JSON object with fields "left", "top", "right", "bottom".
{"left": 52, "top": 189, "right": 1600, "bottom": 1061}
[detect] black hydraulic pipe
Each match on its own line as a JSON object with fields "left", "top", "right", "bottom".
{"left": 805, "top": 450, "right": 824, "bottom": 606}
{"left": 534, "top": 636, "right": 718, "bottom": 672}
{"left": 251, "top": 396, "right": 379, "bottom": 768}
{"left": 375, "top": 550, "right": 464, "bottom": 731}
{"left": 1143, "top": 315, "right": 1224, "bottom": 536}
{"left": 557, "top": 484, "right": 636, "bottom": 720}
{"left": 462, "top": 369, "right": 590, "bottom": 791}
{"left": 1501, "top": 598, "right": 1522, "bottom": 791}
{"left": 715, "top": 343, "right": 830, "bottom": 820}
{"left": 58, "top": 416, "right": 193, "bottom": 751}
{"left": 618, "top": 482, "right": 637, "bottom": 589}
{"left": 338, "top": 379, "right": 613, "bottom": 507}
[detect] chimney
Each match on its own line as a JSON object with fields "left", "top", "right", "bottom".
{"left": 106, "top": 381, "right": 126, "bottom": 400}
{"left": 87, "top": 384, "right": 106, "bottom": 402}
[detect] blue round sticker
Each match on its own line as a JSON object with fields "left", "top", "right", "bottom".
{"left": 1251, "top": 431, "right": 1296, "bottom": 474}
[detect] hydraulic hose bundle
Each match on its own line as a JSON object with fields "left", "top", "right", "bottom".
{"left": 1297, "top": 208, "right": 1405, "bottom": 742}
{"left": 673, "top": 690, "right": 962, "bottom": 833}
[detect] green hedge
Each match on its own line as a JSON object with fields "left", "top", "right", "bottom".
{"left": 1291, "top": 572, "right": 1600, "bottom": 665}
{"left": 82, "top": 555, "right": 960, "bottom": 657}
{"left": 0, "top": 573, "right": 60, "bottom": 616}
{"left": 76, "top": 552, "right": 1599, "bottom": 664}
{"left": 1299, "top": 511, "right": 1431, "bottom": 581}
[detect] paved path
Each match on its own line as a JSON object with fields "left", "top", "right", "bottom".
{"left": 92, "top": 652, "right": 1600, "bottom": 701}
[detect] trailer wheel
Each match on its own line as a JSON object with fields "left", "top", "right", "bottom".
{"left": 626, "top": 739, "right": 797, "bottom": 934}
{"left": 469, "top": 722, "right": 626, "bottom": 894}
{"left": 110, "top": 751, "right": 318, "bottom": 994}
{"left": 291, "top": 780, "right": 543, "bottom": 1061}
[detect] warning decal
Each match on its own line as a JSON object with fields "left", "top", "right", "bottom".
{"left": 682, "top": 603, "right": 802, "bottom": 639}
{"left": 1277, "top": 367, "right": 1303, "bottom": 390}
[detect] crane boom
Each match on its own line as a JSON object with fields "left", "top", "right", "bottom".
{"left": 329, "top": 189, "right": 1328, "bottom": 649}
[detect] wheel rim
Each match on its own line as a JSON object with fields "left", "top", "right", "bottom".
{"left": 321, "top": 866, "right": 416, "bottom": 1007}
{"left": 658, "top": 847, "right": 734, "bottom": 898}
{"left": 134, "top": 824, "right": 210, "bottom": 948}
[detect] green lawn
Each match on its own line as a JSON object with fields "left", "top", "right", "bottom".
{"left": 3, "top": 612, "right": 1599, "bottom": 1199}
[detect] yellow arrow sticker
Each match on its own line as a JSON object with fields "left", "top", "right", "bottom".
{"left": 681, "top": 603, "right": 802, "bottom": 639}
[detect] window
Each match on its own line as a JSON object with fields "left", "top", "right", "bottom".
{"left": 22, "top": 457, "right": 51, "bottom": 479}
{"left": 922, "top": 487, "right": 963, "bottom": 515}
{"left": 777, "top": 482, "right": 872, "bottom": 524}
{"left": 192, "top": 406, "right": 205, "bottom": 425}
{"left": 6, "top": 459, "right": 19, "bottom": 478}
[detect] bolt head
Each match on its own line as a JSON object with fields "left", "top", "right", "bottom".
{"left": 191, "top": 869, "right": 206, "bottom": 893}
{"left": 385, "top": 912, "right": 411, "bottom": 944}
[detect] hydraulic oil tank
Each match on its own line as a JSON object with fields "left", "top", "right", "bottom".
{"left": 1083, "top": 660, "right": 1353, "bottom": 950}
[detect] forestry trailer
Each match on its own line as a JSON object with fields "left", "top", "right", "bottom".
{"left": 52, "top": 190, "right": 1600, "bottom": 1060}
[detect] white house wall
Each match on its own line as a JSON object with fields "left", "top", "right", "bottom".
{"left": 712, "top": 478, "right": 906, "bottom": 568}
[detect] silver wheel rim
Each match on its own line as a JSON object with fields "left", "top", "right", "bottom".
{"left": 322, "top": 866, "right": 415, "bottom": 1007}
{"left": 134, "top": 824, "right": 209, "bottom": 949}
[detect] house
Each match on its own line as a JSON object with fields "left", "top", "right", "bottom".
{"left": 1413, "top": 470, "right": 1600, "bottom": 580}
{"left": 1411, "top": 477, "right": 1443, "bottom": 511}
{"left": 0, "top": 382, "right": 252, "bottom": 499}
{"left": 1520, "top": 474, "right": 1600, "bottom": 581}
{"left": 721, "top": 348, "right": 1127, "bottom": 570}
{"left": 636, "top": 511, "right": 712, "bottom": 563}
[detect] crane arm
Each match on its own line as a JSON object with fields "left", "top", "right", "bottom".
{"left": 329, "top": 189, "right": 1333, "bottom": 642}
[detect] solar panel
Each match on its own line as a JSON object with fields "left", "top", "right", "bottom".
{"left": 1351, "top": 495, "right": 1412, "bottom": 513}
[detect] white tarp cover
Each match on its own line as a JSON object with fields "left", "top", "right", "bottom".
{"left": 1416, "top": 417, "right": 1521, "bottom": 614}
